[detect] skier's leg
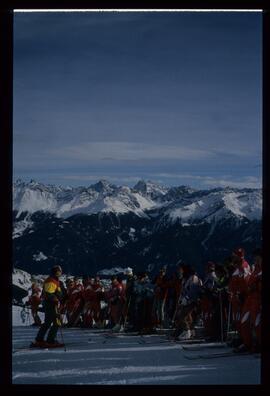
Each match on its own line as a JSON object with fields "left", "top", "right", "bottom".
{"left": 47, "top": 311, "right": 60, "bottom": 344}
{"left": 36, "top": 308, "right": 53, "bottom": 342}
{"left": 239, "top": 298, "right": 252, "bottom": 350}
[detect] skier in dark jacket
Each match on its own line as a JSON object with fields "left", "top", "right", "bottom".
{"left": 173, "top": 264, "right": 202, "bottom": 340}
{"left": 134, "top": 272, "right": 155, "bottom": 333}
{"left": 31, "top": 265, "right": 64, "bottom": 348}
{"left": 124, "top": 268, "right": 137, "bottom": 332}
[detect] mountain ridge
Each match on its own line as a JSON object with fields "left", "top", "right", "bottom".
{"left": 13, "top": 179, "right": 262, "bottom": 276}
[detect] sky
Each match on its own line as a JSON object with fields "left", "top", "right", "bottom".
{"left": 13, "top": 11, "right": 262, "bottom": 189}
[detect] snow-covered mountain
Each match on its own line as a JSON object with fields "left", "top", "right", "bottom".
{"left": 12, "top": 179, "right": 262, "bottom": 276}
{"left": 13, "top": 179, "right": 156, "bottom": 219}
{"left": 163, "top": 188, "right": 262, "bottom": 224}
{"left": 13, "top": 179, "right": 262, "bottom": 223}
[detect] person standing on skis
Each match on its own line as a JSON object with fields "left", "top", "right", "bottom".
{"left": 173, "top": 264, "right": 202, "bottom": 340}
{"left": 152, "top": 267, "right": 168, "bottom": 329}
{"left": 27, "top": 281, "right": 42, "bottom": 326}
{"left": 105, "top": 276, "right": 124, "bottom": 331}
{"left": 200, "top": 262, "right": 221, "bottom": 340}
{"left": 65, "top": 278, "right": 83, "bottom": 326}
{"left": 124, "top": 268, "right": 137, "bottom": 332}
{"left": 236, "top": 248, "right": 262, "bottom": 353}
{"left": 228, "top": 249, "right": 251, "bottom": 342}
{"left": 31, "top": 265, "right": 64, "bottom": 348}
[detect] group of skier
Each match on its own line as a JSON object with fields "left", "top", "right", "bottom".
{"left": 28, "top": 247, "right": 262, "bottom": 353}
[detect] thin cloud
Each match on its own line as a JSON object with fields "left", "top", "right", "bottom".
{"left": 62, "top": 174, "right": 141, "bottom": 184}
{"left": 202, "top": 176, "right": 261, "bottom": 189}
{"left": 49, "top": 141, "right": 215, "bottom": 162}
{"left": 148, "top": 173, "right": 262, "bottom": 189}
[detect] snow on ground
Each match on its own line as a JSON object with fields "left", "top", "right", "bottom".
{"left": 12, "top": 327, "right": 260, "bottom": 385}
{"left": 13, "top": 305, "right": 45, "bottom": 326}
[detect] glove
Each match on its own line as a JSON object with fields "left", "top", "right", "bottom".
{"left": 181, "top": 297, "right": 189, "bottom": 306}
{"left": 52, "top": 296, "right": 59, "bottom": 305}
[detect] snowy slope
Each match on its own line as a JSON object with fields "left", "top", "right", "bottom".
{"left": 12, "top": 327, "right": 260, "bottom": 385}
{"left": 166, "top": 189, "right": 262, "bottom": 224}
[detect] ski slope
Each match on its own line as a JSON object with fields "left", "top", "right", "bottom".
{"left": 12, "top": 327, "right": 261, "bottom": 385}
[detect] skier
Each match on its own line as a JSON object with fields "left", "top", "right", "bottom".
{"left": 31, "top": 265, "right": 64, "bottom": 348}
{"left": 236, "top": 248, "right": 262, "bottom": 353}
{"left": 27, "top": 281, "right": 42, "bottom": 326}
{"left": 66, "top": 277, "right": 84, "bottom": 327}
{"left": 170, "top": 264, "right": 184, "bottom": 327}
{"left": 105, "top": 276, "right": 125, "bottom": 331}
{"left": 152, "top": 267, "right": 168, "bottom": 329}
{"left": 173, "top": 264, "right": 202, "bottom": 340}
{"left": 92, "top": 276, "right": 104, "bottom": 328}
{"left": 200, "top": 262, "right": 220, "bottom": 340}
{"left": 82, "top": 277, "right": 96, "bottom": 328}
{"left": 232, "top": 247, "right": 251, "bottom": 274}
{"left": 227, "top": 250, "right": 251, "bottom": 348}
{"left": 124, "top": 268, "right": 137, "bottom": 332}
{"left": 140, "top": 273, "right": 155, "bottom": 334}
{"left": 133, "top": 272, "right": 154, "bottom": 333}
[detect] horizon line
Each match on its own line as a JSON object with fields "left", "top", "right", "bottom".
{"left": 13, "top": 177, "right": 262, "bottom": 190}
{"left": 14, "top": 9, "right": 262, "bottom": 13}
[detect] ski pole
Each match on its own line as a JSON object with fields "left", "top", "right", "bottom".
{"left": 59, "top": 322, "right": 66, "bottom": 352}
{"left": 172, "top": 297, "right": 181, "bottom": 325}
{"left": 123, "top": 297, "right": 131, "bottom": 330}
{"left": 219, "top": 291, "right": 224, "bottom": 343}
{"left": 57, "top": 307, "right": 67, "bottom": 352}
{"left": 226, "top": 300, "right": 231, "bottom": 340}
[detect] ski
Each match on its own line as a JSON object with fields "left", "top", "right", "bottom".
{"left": 184, "top": 351, "right": 251, "bottom": 360}
{"left": 166, "top": 338, "right": 207, "bottom": 344}
{"left": 137, "top": 337, "right": 204, "bottom": 345}
{"left": 13, "top": 341, "right": 71, "bottom": 353}
{"left": 182, "top": 342, "right": 228, "bottom": 351}
{"left": 13, "top": 347, "right": 49, "bottom": 353}
{"left": 103, "top": 331, "right": 139, "bottom": 337}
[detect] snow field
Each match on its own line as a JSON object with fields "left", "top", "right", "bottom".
{"left": 12, "top": 327, "right": 260, "bottom": 385}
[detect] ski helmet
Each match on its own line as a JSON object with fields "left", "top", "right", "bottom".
{"left": 51, "top": 265, "right": 62, "bottom": 276}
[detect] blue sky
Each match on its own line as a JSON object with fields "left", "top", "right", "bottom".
{"left": 13, "top": 11, "right": 262, "bottom": 189}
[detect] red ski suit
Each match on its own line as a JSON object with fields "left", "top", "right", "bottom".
{"left": 228, "top": 260, "right": 250, "bottom": 332}
{"left": 66, "top": 284, "right": 84, "bottom": 325}
{"left": 82, "top": 282, "right": 103, "bottom": 327}
{"left": 106, "top": 282, "right": 125, "bottom": 325}
{"left": 28, "top": 284, "right": 42, "bottom": 325}
{"left": 240, "top": 266, "right": 262, "bottom": 349}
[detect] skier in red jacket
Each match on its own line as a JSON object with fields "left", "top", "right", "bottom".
{"left": 237, "top": 248, "right": 262, "bottom": 352}
{"left": 82, "top": 277, "right": 96, "bottom": 328}
{"left": 105, "top": 276, "right": 125, "bottom": 330}
{"left": 232, "top": 247, "right": 251, "bottom": 274}
{"left": 66, "top": 277, "right": 84, "bottom": 327}
{"left": 27, "top": 281, "right": 42, "bottom": 326}
{"left": 92, "top": 276, "right": 104, "bottom": 327}
{"left": 228, "top": 249, "right": 251, "bottom": 335}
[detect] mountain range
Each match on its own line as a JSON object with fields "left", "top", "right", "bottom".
{"left": 13, "top": 179, "right": 262, "bottom": 276}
